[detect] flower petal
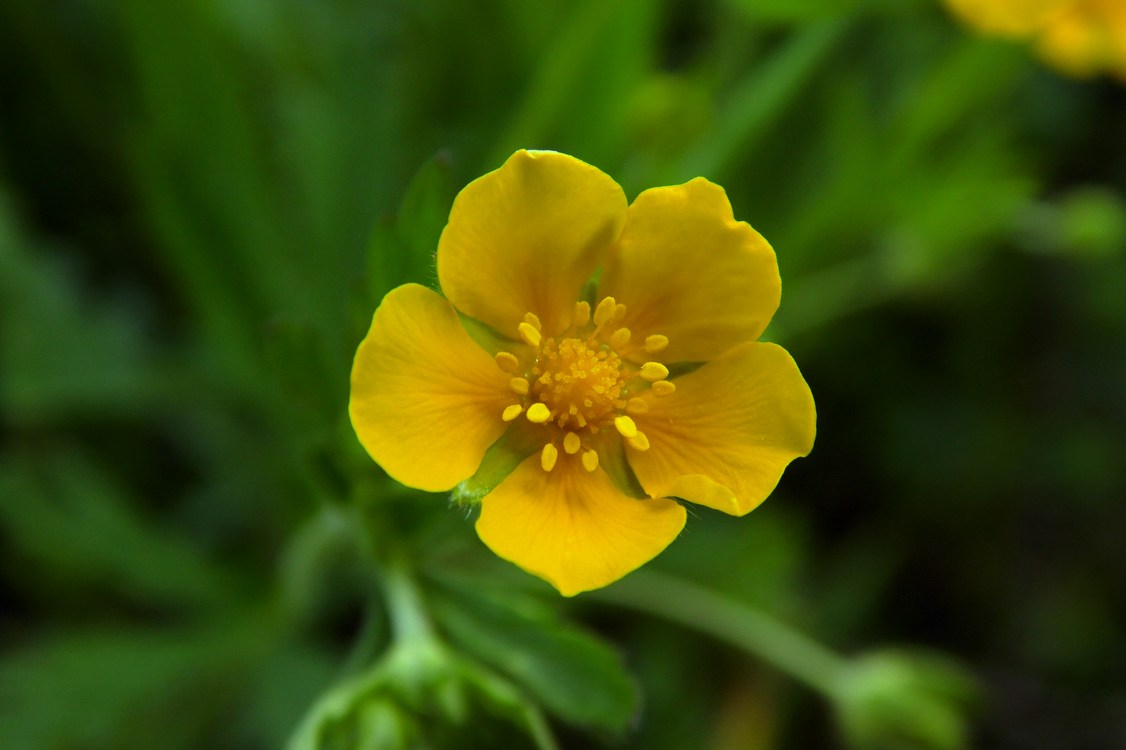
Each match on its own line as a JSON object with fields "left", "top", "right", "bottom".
{"left": 628, "top": 342, "right": 815, "bottom": 516}
{"left": 476, "top": 455, "right": 686, "bottom": 596}
{"left": 350, "top": 284, "right": 512, "bottom": 492}
{"left": 437, "top": 150, "right": 627, "bottom": 338}
{"left": 598, "top": 178, "right": 780, "bottom": 363}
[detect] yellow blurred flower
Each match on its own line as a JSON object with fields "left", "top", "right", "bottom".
{"left": 350, "top": 150, "right": 815, "bottom": 596}
{"left": 945, "top": 0, "right": 1126, "bottom": 81}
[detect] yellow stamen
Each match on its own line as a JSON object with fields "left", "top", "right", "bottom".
{"left": 581, "top": 450, "right": 599, "bottom": 472}
{"left": 626, "top": 397, "right": 649, "bottom": 414}
{"left": 495, "top": 351, "right": 520, "bottom": 374}
{"left": 563, "top": 432, "right": 582, "bottom": 455}
{"left": 614, "top": 303, "right": 627, "bottom": 322}
{"left": 651, "top": 380, "right": 676, "bottom": 396}
{"left": 541, "top": 443, "right": 559, "bottom": 472}
{"left": 501, "top": 404, "right": 523, "bottom": 422}
{"left": 525, "top": 402, "right": 551, "bottom": 423}
{"left": 640, "top": 362, "right": 670, "bottom": 381}
{"left": 518, "top": 322, "right": 541, "bottom": 347}
{"left": 627, "top": 431, "right": 650, "bottom": 451}
{"left": 572, "top": 300, "right": 591, "bottom": 327}
{"left": 609, "top": 327, "right": 631, "bottom": 349}
{"left": 614, "top": 415, "right": 638, "bottom": 438}
{"left": 644, "top": 334, "right": 669, "bottom": 354}
{"left": 593, "top": 296, "right": 616, "bottom": 327}
{"left": 510, "top": 377, "right": 529, "bottom": 395}
{"left": 523, "top": 312, "right": 542, "bottom": 331}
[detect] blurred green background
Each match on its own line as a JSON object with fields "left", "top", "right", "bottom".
{"left": 2, "top": 0, "right": 1124, "bottom": 748}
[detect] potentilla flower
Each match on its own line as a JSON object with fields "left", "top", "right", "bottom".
{"left": 350, "top": 150, "right": 816, "bottom": 596}
{"left": 944, "top": 0, "right": 1126, "bottom": 81}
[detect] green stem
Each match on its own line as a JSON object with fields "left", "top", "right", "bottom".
{"left": 380, "top": 558, "right": 435, "bottom": 644}
{"left": 600, "top": 569, "right": 848, "bottom": 697}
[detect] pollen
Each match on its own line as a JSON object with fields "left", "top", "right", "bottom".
{"left": 530, "top": 336, "right": 623, "bottom": 431}
{"left": 501, "top": 404, "right": 523, "bottom": 421}
{"left": 495, "top": 351, "right": 520, "bottom": 374}
{"left": 644, "top": 334, "right": 668, "bottom": 354}
{"left": 518, "top": 322, "right": 542, "bottom": 347}
{"left": 581, "top": 449, "right": 599, "bottom": 472}
{"left": 626, "top": 397, "right": 649, "bottom": 414}
{"left": 526, "top": 403, "right": 552, "bottom": 423}
{"left": 572, "top": 301, "right": 591, "bottom": 327}
{"left": 627, "top": 431, "right": 650, "bottom": 451}
{"left": 609, "top": 327, "right": 631, "bottom": 349}
{"left": 651, "top": 380, "right": 676, "bottom": 396}
{"left": 614, "top": 415, "right": 638, "bottom": 438}
{"left": 640, "top": 362, "right": 670, "bottom": 382}
{"left": 523, "top": 312, "right": 542, "bottom": 331}
{"left": 510, "top": 377, "right": 530, "bottom": 395}
{"left": 593, "top": 296, "right": 617, "bottom": 327}
{"left": 541, "top": 443, "right": 559, "bottom": 472}
{"left": 563, "top": 432, "right": 582, "bottom": 454}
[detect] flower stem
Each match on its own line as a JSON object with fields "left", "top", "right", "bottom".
{"left": 380, "top": 558, "right": 434, "bottom": 645}
{"left": 599, "top": 569, "right": 848, "bottom": 697}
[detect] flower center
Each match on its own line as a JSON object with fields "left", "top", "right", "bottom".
{"left": 531, "top": 337, "right": 623, "bottom": 431}
{"left": 494, "top": 296, "right": 676, "bottom": 473}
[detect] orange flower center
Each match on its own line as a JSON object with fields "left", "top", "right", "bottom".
{"left": 494, "top": 296, "right": 677, "bottom": 473}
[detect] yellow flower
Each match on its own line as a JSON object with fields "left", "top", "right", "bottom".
{"left": 350, "top": 150, "right": 816, "bottom": 596}
{"left": 944, "top": 0, "right": 1126, "bottom": 81}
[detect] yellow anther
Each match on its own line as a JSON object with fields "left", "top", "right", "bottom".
{"left": 626, "top": 397, "right": 649, "bottom": 414}
{"left": 572, "top": 300, "right": 591, "bottom": 327}
{"left": 523, "top": 312, "right": 542, "bottom": 331}
{"left": 541, "top": 443, "right": 559, "bottom": 472}
{"left": 627, "top": 431, "right": 650, "bottom": 451}
{"left": 609, "top": 327, "right": 631, "bottom": 349}
{"left": 651, "top": 380, "right": 676, "bottom": 396}
{"left": 501, "top": 404, "right": 524, "bottom": 422}
{"left": 510, "top": 377, "right": 529, "bottom": 395}
{"left": 614, "top": 303, "right": 627, "bottom": 322}
{"left": 593, "top": 296, "right": 616, "bottom": 327}
{"left": 525, "top": 403, "right": 552, "bottom": 423}
{"left": 518, "top": 322, "right": 542, "bottom": 347}
{"left": 640, "top": 362, "right": 670, "bottom": 381}
{"left": 614, "top": 415, "right": 638, "bottom": 438}
{"left": 563, "top": 432, "right": 582, "bottom": 455}
{"left": 644, "top": 334, "right": 669, "bottom": 354}
{"left": 495, "top": 351, "right": 520, "bottom": 374}
{"left": 581, "top": 450, "right": 599, "bottom": 472}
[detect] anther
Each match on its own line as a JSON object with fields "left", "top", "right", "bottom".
{"left": 651, "top": 380, "right": 676, "bottom": 396}
{"left": 563, "top": 432, "right": 582, "bottom": 455}
{"left": 502, "top": 404, "right": 524, "bottom": 422}
{"left": 593, "top": 296, "right": 616, "bottom": 327}
{"left": 614, "top": 415, "right": 638, "bottom": 438}
{"left": 495, "top": 351, "right": 520, "bottom": 374}
{"left": 627, "top": 431, "right": 650, "bottom": 451}
{"left": 541, "top": 443, "right": 559, "bottom": 472}
{"left": 644, "top": 334, "right": 669, "bottom": 354}
{"left": 572, "top": 301, "right": 591, "bottom": 327}
{"left": 518, "top": 322, "right": 542, "bottom": 347}
{"left": 626, "top": 397, "right": 649, "bottom": 414}
{"left": 640, "top": 362, "right": 670, "bottom": 382}
{"left": 609, "top": 327, "right": 631, "bottom": 349}
{"left": 510, "top": 377, "right": 529, "bottom": 395}
{"left": 523, "top": 312, "right": 542, "bottom": 331}
{"left": 525, "top": 403, "right": 552, "bottom": 423}
{"left": 581, "top": 450, "right": 599, "bottom": 472}
{"left": 614, "top": 303, "right": 627, "bottom": 322}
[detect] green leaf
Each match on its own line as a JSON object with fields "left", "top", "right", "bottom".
{"left": 425, "top": 576, "right": 639, "bottom": 733}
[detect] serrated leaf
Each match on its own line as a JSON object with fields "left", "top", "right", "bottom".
{"left": 425, "top": 577, "right": 638, "bottom": 733}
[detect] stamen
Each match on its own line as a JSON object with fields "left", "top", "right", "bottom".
{"left": 627, "top": 431, "right": 650, "bottom": 451}
{"left": 523, "top": 312, "right": 542, "bottom": 331}
{"left": 526, "top": 403, "right": 552, "bottom": 423}
{"left": 626, "top": 397, "right": 649, "bottom": 414}
{"left": 609, "top": 327, "right": 631, "bottom": 349}
{"left": 644, "top": 334, "right": 669, "bottom": 354}
{"left": 581, "top": 450, "right": 599, "bottom": 472}
{"left": 501, "top": 404, "right": 523, "bottom": 422}
{"left": 541, "top": 443, "right": 559, "bottom": 472}
{"left": 563, "top": 432, "right": 582, "bottom": 455}
{"left": 518, "top": 322, "right": 541, "bottom": 347}
{"left": 593, "top": 296, "right": 616, "bottom": 327}
{"left": 510, "top": 377, "right": 529, "bottom": 395}
{"left": 651, "top": 380, "right": 676, "bottom": 396}
{"left": 495, "top": 351, "right": 520, "bottom": 374}
{"left": 572, "top": 301, "right": 591, "bottom": 327}
{"left": 613, "top": 303, "right": 627, "bottom": 322}
{"left": 640, "top": 362, "right": 670, "bottom": 382}
{"left": 614, "top": 415, "right": 638, "bottom": 438}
